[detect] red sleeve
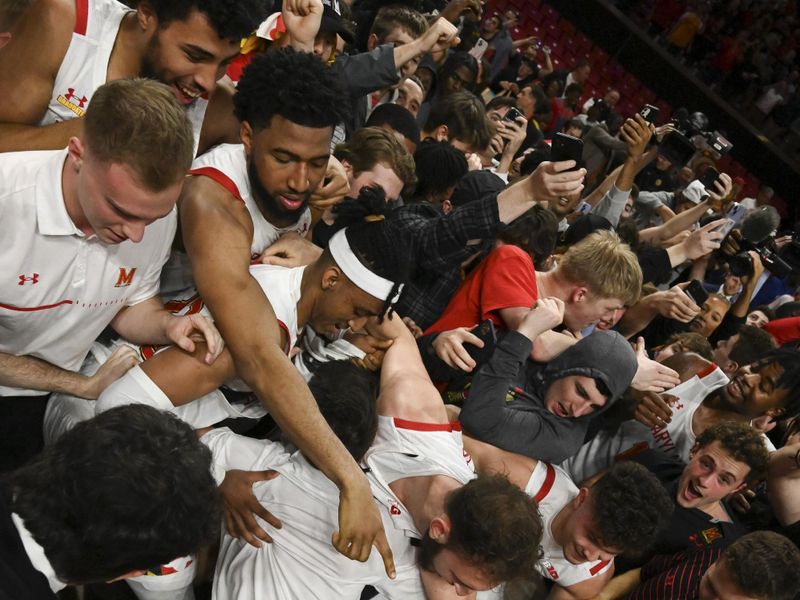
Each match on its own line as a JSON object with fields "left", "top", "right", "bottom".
{"left": 764, "top": 317, "right": 800, "bottom": 346}
{"left": 479, "top": 245, "right": 538, "bottom": 323}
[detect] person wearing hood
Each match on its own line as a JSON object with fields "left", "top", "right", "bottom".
{"left": 458, "top": 297, "right": 638, "bottom": 464}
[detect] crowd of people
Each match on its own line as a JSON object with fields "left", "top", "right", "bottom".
{"left": 2, "top": 0, "right": 800, "bottom": 599}
{"left": 618, "top": 0, "right": 800, "bottom": 151}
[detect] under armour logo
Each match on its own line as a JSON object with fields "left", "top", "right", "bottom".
{"left": 390, "top": 504, "right": 401, "bottom": 516}
{"left": 18, "top": 273, "right": 39, "bottom": 285}
{"left": 674, "top": 402, "right": 684, "bottom": 410}
{"left": 64, "top": 88, "right": 88, "bottom": 108}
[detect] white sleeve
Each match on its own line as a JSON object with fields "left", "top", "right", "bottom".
{"left": 96, "top": 365, "right": 176, "bottom": 414}
{"left": 201, "top": 428, "right": 289, "bottom": 486}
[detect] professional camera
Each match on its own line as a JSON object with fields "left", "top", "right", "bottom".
{"left": 667, "top": 108, "right": 733, "bottom": 158}
{"left": 727, "top": 240, "right": 794, "bottom": 279}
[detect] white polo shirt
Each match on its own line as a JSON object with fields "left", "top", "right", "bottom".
{"left": 0, "top": 149, "right": 175, "bottom": 396}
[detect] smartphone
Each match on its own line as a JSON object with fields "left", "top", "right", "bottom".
{"left": 639, "top": 104, "right": 660, "bottom": 124}
{"left": 715, "top": 202, "right": 747, "bottom": 238}
{"left": 466, "top": 320, "right": 497, "bottom": 365}
{"left": 699, "top": 167, "right": 720, "bottom": 191}
{"left": 504, "top": 106, "right": 525, "bottom": 123}
{"left": 685, "top": 279, "right": 709, "bottom": 308}
{"left": 469, "top": 38, "right": 489, "bottom": 61}
{"left": 551, "top": 133, "right": 584, "bottom": 170}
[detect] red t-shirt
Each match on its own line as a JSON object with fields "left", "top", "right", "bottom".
{"left": 425, "top": 244, "right": 538, "bottom": 334}
{"left": 764, "top": 316, "right": 800, "bottom": 346}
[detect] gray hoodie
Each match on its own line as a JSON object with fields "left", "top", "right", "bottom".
{"left": 459, "top": 329, "right": 637, "bottom": 463}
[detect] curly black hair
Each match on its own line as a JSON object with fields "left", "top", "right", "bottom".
{"left": 418, "top": 474, "right": 544, "bottom": 583}
{"left": 234, "top": 48, "right": 351, "bottom": 130}
{"left": 696, "top": 421, "right": 770, "bottom": 484}
{"left": 590, "top": 462, "right": 673, "bottom": 557}
{"left": 6, "top": 405, "right": 219, "bottom": 584}
{"left": 724, "top": 531, "right": 800, "bottom": 600}
{"left": 140, "top": 0, "right": 269, "bottom": 41}
{"left": 728, "top": 325, "right": 777, "bottom": 367}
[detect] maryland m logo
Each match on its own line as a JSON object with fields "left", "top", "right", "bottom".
{"left": 115, "top": 267, "right": 137, "bottom": 287}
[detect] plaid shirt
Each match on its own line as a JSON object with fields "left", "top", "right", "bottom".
{"left": 391, "top": 194, "right": 500, "bottom": 330}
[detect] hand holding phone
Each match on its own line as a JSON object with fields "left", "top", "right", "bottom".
{"left": 639, "top": 104, "right": 660, "bottom": 124}
{"left": 684, "top": 279, "right": 709, "bottom": 308}
{"left": 550, "top": 133, "right": 584, "bottom": 171}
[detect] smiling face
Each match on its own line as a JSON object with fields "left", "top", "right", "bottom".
{"left": 70, "top": 143, "right": 180, "bottom": 244}
{"left": 140, "top": 8, "right": 241, "bottom": 105}
{"left": 676, "top": 441, "right": 750, "bottom": 510}
{"left": 713, "top": 361, "right": 788, "bottom": 419}
{"left": 242, "top": 115, "right": 332, "bottom": 228}
{"left": 544, "top": 375, "right": 609, "bottom": 419}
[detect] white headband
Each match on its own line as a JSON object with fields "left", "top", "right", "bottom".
{"left": 329, "top": 229, "right": 403, "bottom": 303}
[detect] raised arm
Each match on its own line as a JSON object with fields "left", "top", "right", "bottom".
{"left": 180, "top": 176, "right": 395, "bottom": 576}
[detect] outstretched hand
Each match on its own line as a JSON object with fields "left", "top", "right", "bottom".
{"left": 219, "top": 469, "right": 283, "bottom": 548}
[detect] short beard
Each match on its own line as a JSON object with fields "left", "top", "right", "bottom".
{"left": 416, "top": 530, "right": 444, "bottom": 574}
{"left": 247, "top": 160, "right": 309, "bottom": 226}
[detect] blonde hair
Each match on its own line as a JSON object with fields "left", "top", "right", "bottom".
{"left": 83, "top": 79, "right": 194, "bottom": 191}
{"left": 559, "top": 230, "right": 642, "bottom": 306}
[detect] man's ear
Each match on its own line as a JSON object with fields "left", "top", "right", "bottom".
{"left": 66, "top": 137, "right": 85, "bottom": 170}
{"left": 433, "top": 125, "right": 449, "bottom": 142}
{"left": 367, "top": 33, "right": 379, "bottom": 52}
{"left": 107, "top": 569, "right": 147, "bottom": 583}
{"left": 571, "top": 287, "right": 588, "bottom": 304}
{"left": 136, "top": 0, "right": 158, "bottom": 33}
{"left": 340, "top": 158, "right": 354, "bottom": 179}
{"left": 441, "top": 199, "right": 453, "bottom": 215}
{"left": 429, "top": 515, "right": 452, "bottom": 544}
{"left": 321, "top": 265, "right": 342, "bottom": 291}
{"left": 722, "top": 360, "right": 739, "bottom": 376}
{"left": 574, "top": 487, "right": 589, "bottom": 509}
{"left": 688, "top": 442, "right": 700, "bottom": 459}
{"left": 240, "top": 121, "right": 254, "bottom": 156}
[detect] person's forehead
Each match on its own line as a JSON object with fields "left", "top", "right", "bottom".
{"left": 402, "top": 79, "right": 423, "bottom": 98}
{"left": 705, "top": 297, "right": 728, "bottom": 312}
{"left": 161, "top": 8, "right": 239, "bottom": 52}
{"left": 697, "top": 442, "right": 750, "bottom": 479}
{"left": 383, "top": 27, "right": 415, "bottom": 45}
{"left": 257, "top": 115, "right": 332, "bottom": 153}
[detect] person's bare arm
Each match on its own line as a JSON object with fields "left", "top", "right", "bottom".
{"left": 139, "top": 344, "right": 237, "bottom": 406}
{"left": 180, "top": 175, "right": 395, "bottom": 576}
{"left": 0, "top": 0, "right": 80, "bottom": 151}
{"left": 592, "top": 568, "right": 642, "bottom": 600}
{"left": 768, "top": 442, "right": 800, "bottom": 526}
{"left": 374, "top": 314, "right": 448, "bottom": 424}
{"left": 0, "top": 347, "right": 136, "bottom": 399}
{"left": 496, "top": 160, "right": 586, "bottom": 223}
{"left": 392, "top": 18, "right": 459, "bottom": 73}
{"left": 638, "top": 198, "right": 712, "bottom": 245}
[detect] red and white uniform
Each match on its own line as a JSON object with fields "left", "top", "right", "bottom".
{"left": 39, "top": 0, "right": 129, "bottom": 126}
{"left": 0, "top": 149, "right": 175, "bottom": 397}
{"left": 40, "top": 0, "right": 207, "bottom": 154}
{"left": 204, "top": 428, "right": 424, "bottom": 600}
{"left": 528, "top": 462, "right": 614, "bottom": 586}
{"left": 161, "top": 144, "right": 311, "bottom": 297}
{"left": 44, "top": 265, "right": 304, "bottom": 441}
{"left": 562, "top": 365, "right": 730, "bottom": 484}
{"left": 363, "top": 416, "right": 476, "bottom": 586}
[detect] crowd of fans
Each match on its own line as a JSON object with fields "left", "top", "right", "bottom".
{"left": 617, "top": 0, "right": 800, "bottom": 153}
{"left": 2, "top": 0, "right": 800, "bottom": 599}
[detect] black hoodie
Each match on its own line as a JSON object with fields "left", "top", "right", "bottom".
{"left": 459, "top": 329, "right": 638, "bottom": 463}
